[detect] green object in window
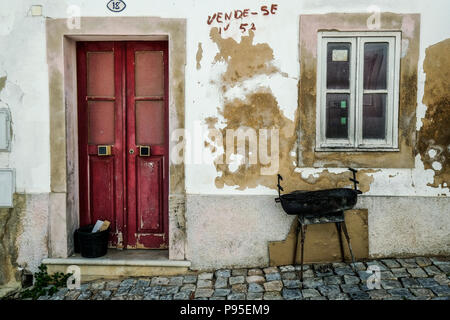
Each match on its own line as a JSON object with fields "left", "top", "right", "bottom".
{"left": 340, "top": 100, "right": 347, "bottom": 108}
{"left": 340, "top": 117, "right": 347, "bottom": 125}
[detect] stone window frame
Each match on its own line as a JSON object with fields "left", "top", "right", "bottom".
{"left": 316, "top": 31, "right": 401, "bottom": 151}
{"left": 297, "top": 13, "right": 420, "bottom": 169}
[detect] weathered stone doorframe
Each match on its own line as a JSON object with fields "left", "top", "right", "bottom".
{"left": 46, "top": 17, "right": 187, "bottom": 260}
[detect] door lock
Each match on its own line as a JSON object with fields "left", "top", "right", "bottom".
{"left": 129, "top": 148, "right": 134, "bottom": 154}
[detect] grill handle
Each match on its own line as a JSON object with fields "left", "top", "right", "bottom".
{"left": 277, "top": 174, "right": 284, "bottom": 199}
{"left": 348, "top": 167, "right": 361, "bottom": 193}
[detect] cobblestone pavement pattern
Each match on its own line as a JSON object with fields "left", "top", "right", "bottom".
{"left": 34, "top": 256, "right": 450, "bottom": 300}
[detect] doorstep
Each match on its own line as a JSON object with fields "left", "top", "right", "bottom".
{"left": 42, "top": 249, "right": 192, "bottom": 282}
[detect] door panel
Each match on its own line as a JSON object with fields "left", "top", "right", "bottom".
{"left": 77, "top": 41, "right": 168, "bottom": 249}
{"left": 136, "top": 156, "right": 163, "bottom": 233}
{"left": 135, "top": 51, "right": 165, "bottom": 96}
{"left": 89, "top": 157, "right": 115, "bottom": 224}
{"left": 87, "top": 51, "right": 115, "bottom": 96}
{"left": 88, "top": 101, "right": 115, "bottom": 144}
{"left": 126, "top": 41, "right": 169, "bottom": 249}
{"left": 135, "top": 101, "right": 165, "bottom": 145}
{"left": 77, "top": 42, "right": 125, "bottom": 247}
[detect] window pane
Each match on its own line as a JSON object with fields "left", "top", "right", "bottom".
{"left": 136, "top": 101, "right": 164, "bottom": 145}
{"left": 135, "top": 51, "right": 164, "bottom": 96}
{"left": 88, "top": 101, "right": 115, "bottom": 144}
{"left": 326, "top": 93, "right": 349, "bottom": 139}
{"left": 327, "top": 43, "right": 351, "bottom": 89}
{"left": 363, "top": 93, "right": 386, "bottom": 139}
{"left": 364, "top": 43, "right": 388, "bottom": 90}
{"left": 87, "top": 52, "right": 114, "bottom": 96}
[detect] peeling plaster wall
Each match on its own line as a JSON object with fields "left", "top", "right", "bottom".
{"left": 0, "top": 195, "right": 25, "bottom": 297}
{"left": 0, "top": 194, "right": 48, "bottom": 297}
{"left": 0, "top": 1, "right": 51, "bottom": 295}
{"left": 0, "top": 0, "right": 449, "bottom": 278}
{"left": 184, "top": 1, "right": 450, "bottom": 197}
{"left": 417, "top": 39, "right": 450, "bottom": 188}
{"left": 183, "top": 1, "right": 450, "bottom": 267}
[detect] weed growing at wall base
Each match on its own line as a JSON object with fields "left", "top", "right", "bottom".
{"left": 19, "top": 264, "right": 72, "bottom": 300}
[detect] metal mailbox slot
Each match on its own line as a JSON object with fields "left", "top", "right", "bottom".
{"left": 0, "top": 109, "right": 11, "bottom": 152}
{"left": 139, "top": 146, "right": 151, "bottom": 157}
{"left": 97, "top": 145, "right": 112, "bottom": 156}
{"left": 0, "top": 169, "right": 14, "bottom": 208}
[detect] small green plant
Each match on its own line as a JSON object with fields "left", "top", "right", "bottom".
{"left": 20, "top": 264, "right": 72, "bottom": 300}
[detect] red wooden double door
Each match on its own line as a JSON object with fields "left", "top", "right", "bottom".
{"left": 77, "top": 41, "right": 169, "bottom": 249}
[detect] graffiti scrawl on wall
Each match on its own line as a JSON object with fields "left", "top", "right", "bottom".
{"left": 207, "top": 4, "right": 278, "bottom": 34}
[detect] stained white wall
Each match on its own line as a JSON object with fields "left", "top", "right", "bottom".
{"left": 0, "top": 1, "right": 50, "bottom": 193}
{"left": 0, "top": 0, "right": 449, "bottom": 197}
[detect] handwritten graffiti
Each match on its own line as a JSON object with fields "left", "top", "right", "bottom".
{"left": 207, "top": 4, "right": 278, "bottom": 34}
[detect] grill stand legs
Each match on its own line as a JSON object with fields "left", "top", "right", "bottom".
{"left": 341, "top": 220, "right": 356, "bottom": 266}
{"left": 296, "top": 220, "right": 307, "bottom": 282}
{"left": 295, "top": 213, "right": 356, "bottom": 282}
{"left": 336, "top": 221, "right": 356, "bottom": 266}
{"left": 293, "top": 220, "right": 300, "bottom": 266}
{"left": 336, "top": 222, "right": 345, "bottom": 262}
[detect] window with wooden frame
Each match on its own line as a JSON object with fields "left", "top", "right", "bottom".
{"left": 316, "top": 31, "right": 401, "bottom": 151}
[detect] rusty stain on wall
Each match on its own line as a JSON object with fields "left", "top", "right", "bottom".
{"left": 268, "top": 210, "right": 369, "bottom": 265}
{"left": 196, "top": 43, "right": 203, "bottom": 70}
{"left": 207, "top": 26, "right": 378, "bottom": 192}
{"left": 417, "top": 38, "right": 450, "bottom": 188}
{"left": 204, "top": 117, "right": 219, "bottom": 154}
{"left": 0, "top": 76, "right": 6, "bottom": 92}
{"left": 210, "top": 90, "right": 378, "bottom": 192}
{"left": 204, "top": 116, "right": 218, "bottom": 129}
{"left": 210, "top": 27, "right": 279, "bottom": 85}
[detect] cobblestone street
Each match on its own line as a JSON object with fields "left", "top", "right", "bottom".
{"left": 37, "top": 256, "right": 449, "bottom": 300}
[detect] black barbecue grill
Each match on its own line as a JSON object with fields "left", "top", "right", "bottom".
{"left": 275, "top": 168, "right": 362, "bottom": 280}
